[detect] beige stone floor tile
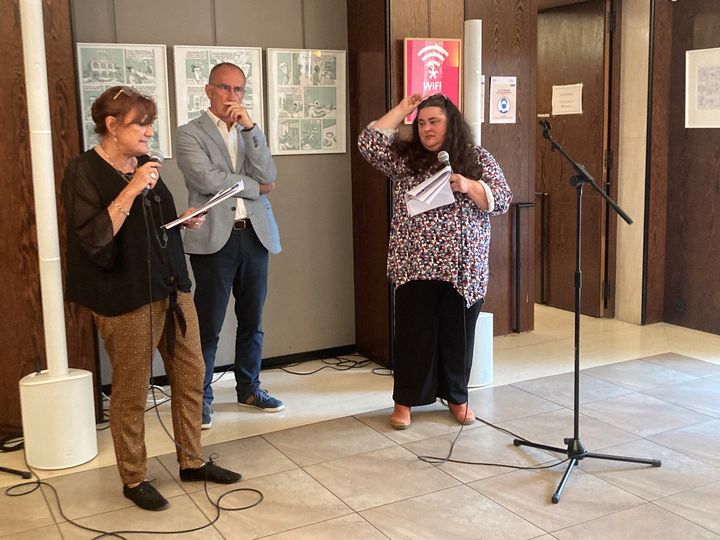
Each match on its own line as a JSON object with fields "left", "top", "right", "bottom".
{"left": 648, "top": 419, "right": 720, "bottom": 468}
{"left": 499, "top": 408, "right": 639, "bottom": 455}
{"left": 56, "top": 494, "right": 223, "bottom": 539}
{"left": 642, "top": 352, "right": 720, "bottom": 377}
{"left": 467, "top": 385, "right": 564, "bottom": 424}
{"left": 305, "top": 445, "right": 459, "bottom": 511}
{"left": 552, "top": 502, "right": 719, "bottom": 539}
{"left": 403, "top": 425, "right": 555, "bottom": 483}
{"left": 0, "top": 485, "right": 54, "bottom": 537}
{"left": 261, "top": 514, "right": 387, "bottom": 539}
{"left": 583, "top": 358, "right": 698, "bottom": 391}
{"left": 512, "top": 372, "right": 633, "bottom": 408}
{"left": 42, "top": 458, "right": 183, "bottom": 522}
{"left": 361, "top": 485, "right": 544, "bottom": 540}
{"left": 157, "top": 434, "right": 297, "bottom": 493}
{"left": 643, "top": 377, "right": 720, "bottom": 418}
{"left": 580, "top": 393, "right": 712, "bottom": 437}
{"left": 0, "top": 524, "right": 63, "bottom": 539}
{"left": 263, "top": 416, "right": 395, "bottom": 466}
{"left": 356, "top": 401, "right": 481, "bottom": 444}
{"left": 469, "top": 467, "right": 644, "bottom": 531}
{"left": 190, "top": 468, "right": 351, "bottom": 539}
{"left": 577, "top": 438, "right": 720, "bottom": 500}
{"left": 654, "top": 481, "right": 720, "bottom": 534}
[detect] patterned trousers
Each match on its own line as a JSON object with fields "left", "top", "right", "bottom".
{"left": 93, "top": 292, "right": 205, "bottom": 485}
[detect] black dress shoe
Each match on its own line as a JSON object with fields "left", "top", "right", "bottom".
{"left": 179, "top": 462, "right": 242, "bottom": 484}
{"left": 123, "top": 481, "right": 169, "bottom": 511}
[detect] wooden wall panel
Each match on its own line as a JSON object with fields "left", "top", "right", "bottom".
{"left": 466, "top": 0, "right": 535, "bottom": 334}
{"left": 348, "top": 0, "right": 392, "bottom": 365}
{"left": 0, "top": 0, "right": 96, "bottom": 435}
{"left": 645, "top": 0, "right": 672, "bottom": 323}
{"left": 662, "top": 0, "right": 720, "bottom": 334}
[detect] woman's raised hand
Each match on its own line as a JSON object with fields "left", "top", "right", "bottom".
{"left": 398, "top": 94, "right": 423, "bottom": 116}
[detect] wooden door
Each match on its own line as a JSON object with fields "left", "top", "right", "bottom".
{"left": 535, "top": 0, "right": 613, "bottom": 317}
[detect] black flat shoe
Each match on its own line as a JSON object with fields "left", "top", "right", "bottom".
{"left": 123, "top": 481, "right": 169, "bottom": 511}
{"left": 179, "top": 462, "right": 242, "bottom": 484}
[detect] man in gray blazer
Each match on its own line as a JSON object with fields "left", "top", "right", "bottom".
{"left": 177, "top": 62, "right": 283, "bottom": 429}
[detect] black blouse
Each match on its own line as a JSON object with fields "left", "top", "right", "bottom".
{"left": 62, "top": 150, "right": 191, "bottom": 316}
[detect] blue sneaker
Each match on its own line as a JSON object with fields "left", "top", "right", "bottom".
{"left": 201, "top": 412, "right": 212, "bottom": 430}
{"left": 238, "top": 388, "right": 285, "bottom": 412}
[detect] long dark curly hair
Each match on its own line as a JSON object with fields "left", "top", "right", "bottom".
{"left": 393, "top": 94, "right": 482, "bottom": 179}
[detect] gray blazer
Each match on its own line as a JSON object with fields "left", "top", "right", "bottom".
{"left": 176, "top": 113, "right": 281, "bottom": 255}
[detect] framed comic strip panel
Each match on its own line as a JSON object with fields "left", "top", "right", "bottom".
{"left": 173, "top": 46, "right": 264, "bottom": 131}
{"left": 76, "top": 43, "right": 172, "bottom": 157}
{"left": 686, "top": 47, "right": 720, "bottom": 128}
{"left": 267, "top": 48, "right": 346, "bottom": 155}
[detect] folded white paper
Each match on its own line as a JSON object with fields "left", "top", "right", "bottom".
{"left": 163, "top": 180, "right": 244, "bottom": 229}
{"left": 404, "top": 165, "right": 455, "bottom": 217}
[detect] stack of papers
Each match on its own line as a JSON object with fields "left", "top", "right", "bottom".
{"left": 404, "top": 166, "right": 455, "bottom": 217}
{"left": 163, "top": 180, "right": 244, "bottom": 229}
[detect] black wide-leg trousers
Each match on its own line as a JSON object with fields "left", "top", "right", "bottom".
{"left": 393, "top": 280, "right": 483, "bottom": 407}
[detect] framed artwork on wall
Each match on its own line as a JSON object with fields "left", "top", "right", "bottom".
{"left": 686, "top": 47, "right": 720, "bottom": 129}
{"left": 76, "top": 43, "right": 172, "bottom": 157}
{"left": 173, "top": 46, "right": 264, "bottom": 130}
{"left": 267, "top": 48, "right": 346, "bottom": 155}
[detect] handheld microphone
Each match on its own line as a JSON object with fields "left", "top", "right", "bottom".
{"left": 437, "top": 150, "right": 452, "bottom": 172}
{"left": 147, "top": 150, "right": 165, "bottom": 163}
{"left": 144, "top": 150, "right": 164, "bottom": 196}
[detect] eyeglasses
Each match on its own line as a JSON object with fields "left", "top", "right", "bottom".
{"left": 112, "top": 87, "right": 141, "bottom": 100}
{"left": 211, "top": 83, "right": 246, "bottom": 94}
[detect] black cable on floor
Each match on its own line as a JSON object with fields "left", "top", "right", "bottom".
{"left": 272, "top": 355, "right": 393, "bottom": 376}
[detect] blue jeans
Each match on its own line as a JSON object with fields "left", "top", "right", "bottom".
{"left": 190, "top": 226, "right": 269, "bottom": 418}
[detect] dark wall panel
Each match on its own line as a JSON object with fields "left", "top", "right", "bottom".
{"left": 348, "top": 0, "right": 392, "bottom": 364}
{"left": 662, "top": 0, "right": 720, "bottom": 333}
{"left": 645, "top": 0, "right": 672, "bottom": 324}
{"left": 466, "top": 0, "right": 536, "bottom": 334}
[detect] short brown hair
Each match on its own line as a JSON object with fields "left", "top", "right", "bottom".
{"left": 91, "top": 86, "right": 157, "bottom": 136}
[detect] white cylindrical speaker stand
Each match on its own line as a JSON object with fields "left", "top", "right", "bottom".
{"left": 19, "top": 369, "right": 98, "bottom": 469}
{"left": 469, "top": 312, "right": 493, "bottom": 388}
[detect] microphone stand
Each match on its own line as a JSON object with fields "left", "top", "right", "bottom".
{"left": 514, "top": 121, "right": 661, "bottom": 504}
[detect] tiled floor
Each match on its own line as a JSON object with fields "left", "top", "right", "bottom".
{"left": 2, "top": 305, "right": 720, "bottom": 539}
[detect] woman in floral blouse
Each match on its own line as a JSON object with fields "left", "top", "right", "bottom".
{"left": 358, "top": 93, "right": 512, "bottom": 430}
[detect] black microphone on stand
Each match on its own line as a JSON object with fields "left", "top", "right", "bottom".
{"left": 144, "top": 150, "right": 164, "bottom": 196}
{"left": 437, "top": 150, "right": 452, "bottom": 172}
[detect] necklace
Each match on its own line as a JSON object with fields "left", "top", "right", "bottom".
{"left": 97, "top": 143, "right": 136, "bottom": 182}
{"left": 97, "top": 143, "right": 168, "bottom": 249}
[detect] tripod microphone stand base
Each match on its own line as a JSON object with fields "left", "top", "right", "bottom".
{"left": 513, "top": 437, "right": 662, "bottom": 503}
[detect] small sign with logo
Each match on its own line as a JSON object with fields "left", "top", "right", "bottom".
{"left": 489, "top": 76, "right": 517, "bottom": 124}
{"left": 404, "top": 38, "right": 462, "bottom": 123}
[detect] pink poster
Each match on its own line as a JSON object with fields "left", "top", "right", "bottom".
{"left": 404, "top": 38, "right": 462, "bottom": 123}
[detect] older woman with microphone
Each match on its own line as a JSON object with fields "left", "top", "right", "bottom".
{"left": 358, "top": 93, "right": 512, "bottom": 430}
{"left": 62, "top": 86, "right": 240, "bottom": 511}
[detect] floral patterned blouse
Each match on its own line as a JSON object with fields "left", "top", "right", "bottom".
{"left": 358, "top": 125, "right": 512, "bottom": 306}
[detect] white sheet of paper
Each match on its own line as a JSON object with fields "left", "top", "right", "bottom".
{"left": 405, "top": 166, "right": 455, "bottom": 217}
{"left": 552, "top": 83, "right": 583, "bottom": 115}
{"left": 163, "top": 180, "right": 244, "bottom": 229}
